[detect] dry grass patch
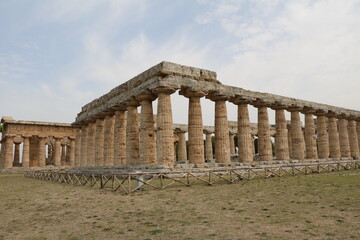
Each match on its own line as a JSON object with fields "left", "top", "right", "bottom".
{"left": 0, "top": 170, "right": 359, "bottom": 240}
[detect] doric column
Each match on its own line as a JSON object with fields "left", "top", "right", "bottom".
{"left": 74, "top": 129, "right": 81, "bottom": 167}
{"left": 204, "top": 130, "right": 213, "bottom": 160}
{"left": 176, "top": 130, "right": 187, "bottom": 162}
{"left": 317, "top": 114, "right": 329, "bottom": 159}
{"left": 61, "top": 144, "right": 66, "bottom": 165}
{"left": 95, "top": 118, "right": 105, "bottom": 166}
{"left": 80, "top": 125, "right": 88, "bottom": 166}
{"left": 304, "top": 112, "right": 318, "bottom": 159}
{"left": 287, "top": 123, "right": 293, "bottom": 159}
{"left": 126, "top": 100, "right": 141, "bottom": 165}
{"left": 22, "top": 136, "right": 30, "bottom": 168}
{"left": 256, "top": 105, "right": 273, "bottom": 161}
{"left": 229, "top": 132, "right": 236, "bottom": 155}
{"left": 152, "top": 87, "right": 176, "bottom": 166}
{"left": 87, "top": 122, "right": 96, "bottom": 166}
{"left": 103, "top": 114, "right": 115, "bottom": 166}
{"left": 38, "top": 136, "right": 46, "bottom": 168}
{"left": 272, "top": 107, "right": 289, "bottom": 161}
{"left": 289, "top": 110, "right": 305, "bottom": 160}
{"left": 13, "top": 142, "right": 21, "bottom": 167}
{"left": 4, "top": 136, "right": 14, "bottom": 168}
{"left": 114, "top": 110, "right": 126, "bottom": 166}
{"left": 338, "top": 118, "right": 351, "bottom": 158}
{"left": 348, "top": 119, "right": 359, "bottom": 159}
{"left": 54, "top": 137, "right": 62, "bottom": 167}
{"left": 69, "top": 137, "right": 76, "bottom": 167}
{"left": 180, "top": 89, "right": 205, "bottom": 165}
{"left": 137, "top": 92, "right": 157, "bottom": 165}
{"left": 328, "top": 115, "right": 341, "bottom": 159}
{"left": 207, "top": 93, "right": 231, "bottom": 164}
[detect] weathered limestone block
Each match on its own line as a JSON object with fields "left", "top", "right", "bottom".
{"left": 317, "top": 115, "right": 329, "bottom": 159}
{"left": 80, "top": 125, "right": 88, "bottom": 166}
{"left": 274, "top": 109, "right": 289, "bottom": 160}
{"left": 177, "top": 130, "right": 187, "bottom": 162}
{"left": 180, "top": 89, "right": 205, "bottom": 165}
{"left": 304, "top": 113, "right": 318, "bottom": 159}
{"left": 137, "top": 92, "right": 157, "bottom": 165}
{"left": 22, "top": 136, "right": 30, "bottom": 168}
{"left": 13, "top": 143, "right": 20, "bottom": 167}
{"left": 348, "top": 120, "right": 359, "bottom": 159}
{"left": 104, "top": 115, "right": 115, "bottom": 166}
{"left": 153, "top": 87, "right": 175, "bottom": 166}
{"left": 4, "top": 136, "right": 14, "bottom": 168}
{"left": 38, "top": 137, "right": 46, "bottom": 168}
{"left": 229, "top": 133, "right": 236, "bottom": 155}
{"left": 328, "top": 117, "right": 341, "bottom": 159}
{"left": 87, "top": 122, "right": 96, "bottom": 166}
{"left": 126, "top": 100, "right": 140, "bottom": 165}
{"left": 114, "top": 111, "right": 126, "bottom": 166}
{"left": 338, "top": 118, "right": 351, "bottom": 158}
{"left": 54, "top": 137, "right": 62, "bottom": 166}
{"left": 257, "top": 106, "right": 272, "bottom": 161}
{"left": 95, "top": 119, "right": 105, "bottom": 166}
{"left": 290, "top": 111, "right": 305, "bottom": 160}
{"left": 75, "top": 129, "right": 81, "bottom": 167}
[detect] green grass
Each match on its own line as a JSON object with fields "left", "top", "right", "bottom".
{"left": 0, "top": 170, "right": 360, "bottom": 239}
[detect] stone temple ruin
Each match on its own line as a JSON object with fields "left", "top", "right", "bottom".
{"left": 1, "top": 62, "right": 360, "bottom": 171}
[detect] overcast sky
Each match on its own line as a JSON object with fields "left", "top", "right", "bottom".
{"left": 1, "top": 0, "right": 360, "bottom": 126}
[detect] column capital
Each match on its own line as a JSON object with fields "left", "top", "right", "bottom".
{"left": 152, "top": 86, "right": 176, "bottom": 95}
{"left": 287, "top": 106, "right": 304, "bottom": 112}
{"left": 300, "top": 106, "right": 317, "bottom": 114}
{"left": 125, "top": 98, "right": 140, "bottom": 107}
{"left": 109, "top": 103, "right": 127, "bottom": 112}
{"left": 252, "top": 99, "right": 273, "bottom": 108}
{"left": 203, "top": 129, "right": 213, "bottom": 134}
{"left": 229, "top": 96, "right": 255, "bottom": 105}
{"left": 270, "top": 103, "right": 290, "bottom": 111}
{"left": 136, "top": 90, "right": 157, "bottom": 102}
{"left": 179, "top": 88, "right": 206, "bottom": 98}
{"left": 206, "top": 92, "right": 230, "bottom": 102}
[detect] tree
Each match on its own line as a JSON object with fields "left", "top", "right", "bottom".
{"left": 0, "top": 124, "right": 3, "bottom": 133}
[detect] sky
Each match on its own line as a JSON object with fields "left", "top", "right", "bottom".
{"left": 1, "top": 0, "right": 360, "bottom": 126}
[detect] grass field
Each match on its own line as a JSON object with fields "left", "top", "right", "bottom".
{"left": 0, "top": 170, "right": 359, "bottom": 240}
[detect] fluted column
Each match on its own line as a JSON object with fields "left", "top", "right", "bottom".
{"left": 104, "top": 114, "right": 115, "bottom": 166}
{"left": 137, "top": 92, "right": 157, "bottom": 165}
{"left": 339, "top": 118, "right": 350, "bottom": 158}
{"left": 257, "top": 106, "right": 272, "bottom": 161}
{"left": 180, "top": 89, "right": 205, "bottom": 165}
{"left": 229, "top": 133, "right": 235, "bottom": 155}
{"left": 126, "top": 100, "right": 140, "bottom": 165}
{"left": 95, "top": 118, "right": 105, "bottom": 166}
{"left": 114, "top": 110, "right": 126, "bottom": 166}
{"left": 152, "top": 87, "right": 175, "bottom": 166}
{"left": 80, "top": 125, "right": 88, "bottom": 166}
{"left": 235, "top": 102, "right": 253, "bottom": 163}
{"left": 4, "top": 136, "right": 14, "bottom": 168}
{"left": 61, "top": 144, "right": 66, "bottom": 165}
{"left": 38, "top": 137, "right": 46, "bottom": 168}
{"left": 289, "top": 110, "right": 305, "bottom": 160}
{"left": 87, "top": 122, "right": 96, "bottom": 166}
{"left": 75, "top": 129, "right": 81, "bottom": 167}
{"left": 69, "top": 138, "right": 75, "bottom": 167}
{"left": 54, "top": 137, "right": 62, "bottom": 167}
{"left": 177, "top": 130, "right": 187, "bottom": 162}
{"left": 304, "top": 113, "right": 318, "bottom": 159}
{"left": 22, "top": 136, "right": 30, "bottom": 168}
{"left": 328, "top": 116, "right": 341, "bottom": 159}
{"left": 13, "top": 143, "right": 20, "bottom": 167}
{"left": 348, "top": 119, "right": 359, "bottom": 159}
{"left": 287, "top": 124, "right": 293, "bottom": 159}
{"left": 204, "top": 130, "right": 213, "bottom": 160}
{"left": 317, "top": 115, "right": 329, "bottom": 159}
{"left": 273, "top": 108, "right": 289, "bottom": 160}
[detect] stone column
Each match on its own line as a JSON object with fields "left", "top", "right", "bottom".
{"left": 13, "top": 143, "right": 21, "bottom": 167}
{"left": 137, "top": 92, "right": 157, "bottom": 165}
{"left": 75, "top": 129, "right": 81, "bottom": 167}
{"left": 229, "top": 133, "right": 235, "bottom": 155}
{"left": 177, "top": 130, "right": 187, "bottom": 162}
{"left": 338, "top": 118, "right": 351, "bottom": 158}
{"left": 317, "top": 115, "right": 329, "bottom": 159}
{"left": 69, "top": 138, "right": 76, "bottom": 167}
{"left": 328, "top": 116, "right": 341, "bottom": 159}
{"left": 104, "top": 114, "right": 115, "bottom": 166}
{"left": 22, "top": 136, "right": 30, "bottom": 168}
{"left": 87, "top": 122, "right": 96, "bottom": 166}
{"left": 126, "top": 100, "right": 140, "bottom": 165}
{"left": 95, "top": 118, "right": 105, "bottom": 166}
{"left": 289, "top": 110, "right": 305, "bottom": 161}
{"left": 348, "top": 119, "right": 359, "bottom": 159}
{"left": 204, "top": 131, "right": 213, "bottom": 160}
{"left": 304, "top": 113, "right": 318, "bottom": 159}
{"left": 54, "top": 137, "right": 62, "bottom": 167}
{"left": 235, "top": 102, "right": 253, "bottom": 163}
{"left": 273, "top": 108, "right": 289, "bottom": 161}
{"left": 114, "top": 110, "right": 126, "bottom": 166}
{"left": 180, "top": 89, "right": 206, "bottom": 166}
{"left": 38, "top": 137, "right": 46, "bottom": 168}
{"left": 287, "top": 124, "right": 293, "bottom": 159}
{"left": 80, "top": 125, "right": 88, "bottom": 166}
{"left": 61, "top": 144, "right": 66, "bottom": 165}
{"left": 4, "top": 136, "right": 14, "bottom": 168}
{"left": 256, "top": 106, "right": 273, "bottom": 161}
{"left": 152, "top": 87, "right": 176, "bottom": 166}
